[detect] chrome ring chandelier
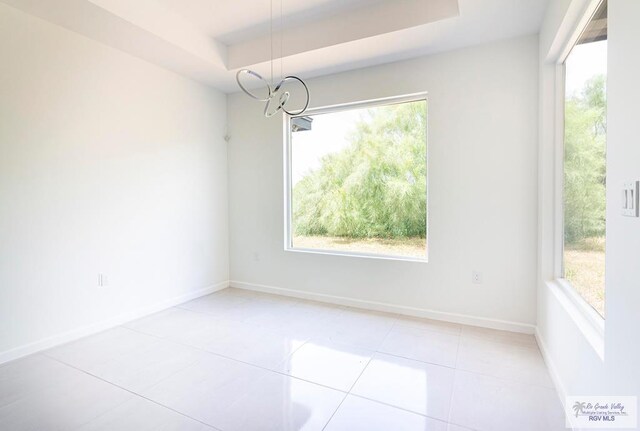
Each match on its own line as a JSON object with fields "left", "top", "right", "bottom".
{"left": 235, "top": 0, "right": 310, "bottom": 118}
{"left": 236, "top": 70, "right": 310, "bottom": 117}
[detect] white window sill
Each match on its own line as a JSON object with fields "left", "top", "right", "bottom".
{"left": 546, "top": 279, "right": 605, "bottom": 360}
{"left": 285, "top": 247, "right": 428, "bottom": 263}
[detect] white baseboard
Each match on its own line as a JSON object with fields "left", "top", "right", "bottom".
{"left": 0, "top": 280, "right": 229, "bottom": 366}
{"left": 230, "top": 280, "right": 536, "bottom": 334}
{"left": 535, "top": 327, "right": 573, "bottom": 430}
{"left": 535, "top": 327, "right": 568, "bottom": 402}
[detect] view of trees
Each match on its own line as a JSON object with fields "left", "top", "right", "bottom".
{"left": 564, "top": 74, "right": 607, "bottom": 245}
{"left": 292, "top": 101, "right": 427, "bottom": 240}
{"left": 291, "top": 76, "right": 605, "bottom": 263}
{"left": 563, "top": 73, "right": 607, "bottom": 317}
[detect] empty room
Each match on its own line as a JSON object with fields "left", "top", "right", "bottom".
{"left": 0, "top": 0, "right": 638, "bottom": 430}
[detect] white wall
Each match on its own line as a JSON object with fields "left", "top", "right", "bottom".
{"left": 536, "top": 0, "right": 640, "bottom": 405}
{"left": 605, "top": 0, "right": 640, "bottom": 396}
{"left": 228, "top": 35, "right": 539, "bottom": 329}
{"left": 0, "top": 4, "right": 228, "bottom": 361}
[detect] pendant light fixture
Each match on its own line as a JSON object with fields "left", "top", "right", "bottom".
{"left": 235, "top": 0, "right": 310, "bottom": 118}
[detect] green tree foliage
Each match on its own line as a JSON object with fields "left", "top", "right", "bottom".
{"left": 564, "top": 75, "right": 607, "bottom": 244}
{"left": 293, "top": 101, "right": 427, "bottom": 239}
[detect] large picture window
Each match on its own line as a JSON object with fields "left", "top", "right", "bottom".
{"left": 562, "top": 0, "right": 607, "bottom": 317}
{"left": 285, "top": 95, "right": 428, "bottom": 260}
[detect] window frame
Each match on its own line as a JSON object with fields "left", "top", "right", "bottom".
{"left": 552, "top": 0, "right": 606, "bottom": 337}
{"left": 283, "top": 92, "right": 429, "bottom": 262}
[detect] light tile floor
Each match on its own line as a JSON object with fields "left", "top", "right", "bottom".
{"left": 0, "top": 288, "right": 566, "bottom": 431}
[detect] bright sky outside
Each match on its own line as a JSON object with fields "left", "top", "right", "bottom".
{"left": 291, "top": 108, "right": 365, "bottom": 185}
{"left": 565, "top": 40, "right": 607, "bottom": 96}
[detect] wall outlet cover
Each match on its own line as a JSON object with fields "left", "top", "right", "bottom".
{"left": 472, "top": 271, "right": 483, "bottom": 284}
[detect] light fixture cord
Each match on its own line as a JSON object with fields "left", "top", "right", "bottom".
{"left": 280, "top": 0, "right": 283, "bottom": 82}
{"left": 270, "top": 0, "right": 274, "bottom": 85}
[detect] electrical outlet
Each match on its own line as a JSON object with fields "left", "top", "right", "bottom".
{"left": 472, "top": 271, "right": 483, "bottom": 284}
{"left": 98, "top": 274, "right": 109, "bottom": 288}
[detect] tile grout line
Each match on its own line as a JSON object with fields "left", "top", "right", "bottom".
{"left": 446, "top": 331, "right": 463, "bottom": 426}
{"left": 175, "top": 296, "right": 548, "bottom": 429}
{"left": 39, "top": 291, "right": 548, "bottom": 431}
{"left": 320, "top": 392, "right": 350, "bottom": 431}
{"left": 8, "top": 291, "right": 550, "bottom": 431}
{"left": 124, "top": 309, "right": 556, "bottom": 391}
{"left": 175, "top": 301, "right": 347, "bottom": 340}
{"left": 42, "top": 332, "right": 212, "bottom": 406}
{"left": 373, "top": 333, "right": 556, "bottom": 390}
{"left": 44, "top": 356, "right": 223, "bottom": 431}
{"left": 337, "top": 317, "right": 457, "bottom": 427}
{"left": 117, "top": 324, "right": 354, "bottom": 395}
{"left": 42, "top": 321, "right": 342, "bottom": 431}
{"left": 347, "top": 393, "right": 450, "bottom": 425}
{"left": 320, "top": 347, "right": 380, "bottom": 429}
{"left": 372, "top": 319, "right": 461, "bottom": 428}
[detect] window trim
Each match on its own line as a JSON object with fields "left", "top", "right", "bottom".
{"left": 283, "top": 92, "right": 429, "bottom": 262}
{"left": 551, "top": 0, "right": 606, "bottom": 345}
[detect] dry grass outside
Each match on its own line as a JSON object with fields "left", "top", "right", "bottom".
{"left": 293, "top": 235, "right": 427, "bottom": 259}
{"left": 564, "top": 236, "right": 605, "bottom": 317}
